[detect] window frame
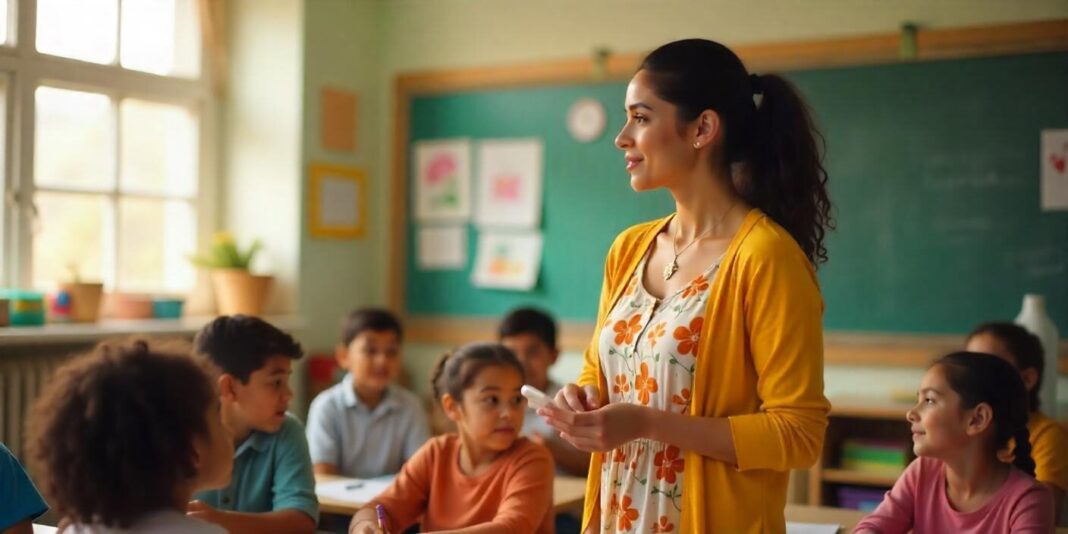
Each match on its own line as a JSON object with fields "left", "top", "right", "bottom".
{"left": 0, "top": 0, "right": 217, "bottom": 292}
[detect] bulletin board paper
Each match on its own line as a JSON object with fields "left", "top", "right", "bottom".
{"left": 414, "top": 139, "right": 472, "bottom": 222}
{"left": 417, "top": 226, "right": 467, "bottom": 270}
{"left": 471, "top": 231, "right": 543, "bottom": 291}
{"left": 1041, "top": 129, "right": 1068, "bottom": 211}
{"left": 475, "top": 139, "right": 543, "bottom": 229}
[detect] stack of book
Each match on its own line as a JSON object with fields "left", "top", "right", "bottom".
{"left": 840, "top": 438, "right": 907, "bottom": 476}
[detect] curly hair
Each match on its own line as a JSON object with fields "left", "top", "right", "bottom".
{"left": 26, "top": 338, "right": 217, "bottom": 528}
{"left": 639, "top": 39, "right": 834, "bottom": 266}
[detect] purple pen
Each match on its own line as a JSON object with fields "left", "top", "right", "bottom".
{"left": 375, "top": 503, "right": 387, "bottom": 530}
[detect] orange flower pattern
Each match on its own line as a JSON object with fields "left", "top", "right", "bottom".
{"left": 617, "top": 496, "right": 640, "bottom": 531}
{"left": 673, "top": 317, "right": 703, "bottom": 356}
{"left": 680, "top": 274, "right": 710, "bottom": 299}
{"left": 634, "top": 362, "right": 658, "bottom": 405}
{"left": 671, "top": 388, "right": 691, "bottom": 414}
{"left": 654, "top": 445, "right": 685, "bottom": 484}
{"left": 613, "top": 314, "right": 643, "bottom": 345}
{"left": 651, "top": 516, "right": 675, "bottom": 533}
{"left": 597, "top": 255, "right": 721, "bottom": 533}
{"left": 647, "top": 321, "right": 666, "bottom": 348}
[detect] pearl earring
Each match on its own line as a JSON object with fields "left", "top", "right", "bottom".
{"left": 693, "top": 142, "right": 701, "bottom": 149}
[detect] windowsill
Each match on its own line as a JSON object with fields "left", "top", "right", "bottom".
{"left": 0, "top": 315, "right": 303, "bottom": 347}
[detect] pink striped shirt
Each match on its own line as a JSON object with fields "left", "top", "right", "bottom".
{"left": 855, "top": 456, "right": 1054, "bottom": 534}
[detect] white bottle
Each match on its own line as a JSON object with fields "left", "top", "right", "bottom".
{"left": 1014, "top": 294, "right": 1060, "bottom": 417}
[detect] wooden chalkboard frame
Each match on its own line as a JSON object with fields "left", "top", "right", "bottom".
{"left": 388, "top": 20, "right": 1068, "bottom": 370}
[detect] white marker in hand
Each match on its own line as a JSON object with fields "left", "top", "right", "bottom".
{"left": 521, "top": 385, "right": 553, "bottom": 410}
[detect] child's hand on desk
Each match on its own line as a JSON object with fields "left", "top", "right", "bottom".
{"left": 349, "top": 519, "right": 385, "bottom": 534}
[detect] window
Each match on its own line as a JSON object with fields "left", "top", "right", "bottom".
{"left": 1, "top": 0, "right": 210, "bottom": 294}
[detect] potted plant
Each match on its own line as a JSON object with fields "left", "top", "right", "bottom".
{"left": 59, "top": 263, "right": 104, "bottom": 323}
{"left": 190, "top": 233, "right": 273, "bottom": 316}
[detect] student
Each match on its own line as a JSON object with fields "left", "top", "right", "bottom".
{"left": 498, "top": 307, "right": 590, "bottom": 477}
{"left": 306, "top": 308, "right": 430, "bottom": 478}
{"left": 966, "top": 322, "right": 1068, "bottom": 522}
{"left": 1, "top": 442, "right": 47, "bottom": 534}
{"left": 25, "top": 339, "right": 232, "bottom": 533}
{"left": 854, "top": 352, "right": 1054, "bottom": 533}
{"left": 349, "top": 342, "right": 554, "bottom": 534}
{"left": 190, "top": 315, "right": 318, "bottom": 534}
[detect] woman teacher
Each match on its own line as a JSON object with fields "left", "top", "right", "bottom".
{"left": 540, "top": 39, "right": 834, "bottom": 533}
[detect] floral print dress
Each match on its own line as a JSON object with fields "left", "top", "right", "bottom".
{"left": 597, "top": 253, "right": 721, "bottom": 533}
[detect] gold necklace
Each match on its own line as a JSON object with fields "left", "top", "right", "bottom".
{"left": 663, "top": 202, "right": 736, "bottom": 281}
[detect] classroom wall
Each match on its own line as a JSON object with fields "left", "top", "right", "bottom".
{"left": 298, "top": 0, "right": 383, "bottom": 351}
{"left": 223, "top": 0, "right": 303, "bottom": 314}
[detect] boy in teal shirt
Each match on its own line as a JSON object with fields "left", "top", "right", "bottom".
{"left": 1, "top": 442, "right": 47, "bottom": 534}
{"left": 189, "top": 315, "right": 318, "bottom": 534}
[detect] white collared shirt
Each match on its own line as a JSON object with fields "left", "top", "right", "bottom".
{"left": 306, "top": 374, "right": 431, "bottom": 478}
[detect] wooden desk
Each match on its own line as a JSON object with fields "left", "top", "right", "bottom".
{"left": 784, "top": 504, "right": 1068, "bottom": 533}
{"left": 315, "top": 474, "right": 587, "bottom": 516}
{"left": 784, "top": 504, "right": 865, "bottom": 532}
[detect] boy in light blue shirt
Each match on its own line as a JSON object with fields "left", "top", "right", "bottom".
{"left": 1, "top": 442, "right": 47, "bottom": 534}
{"left": 306, "top": 308, "right": 430, "bottom": 478}
{"left": 189, "top": 315, "right": 318, "bottom": 534}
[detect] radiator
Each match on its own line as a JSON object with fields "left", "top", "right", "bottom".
{"left": 1, "top": 352, "right": 67, "bottom": 461}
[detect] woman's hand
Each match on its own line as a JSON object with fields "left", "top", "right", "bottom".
{"left": 538, "top": 402, "right": 651, "bottom": 452}
{"left": 554, "top": 383, "right": 601, "bottom": 412}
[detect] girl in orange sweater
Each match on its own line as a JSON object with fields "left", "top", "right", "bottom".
{"left": 349, "top": 342, "right": 554, "bottom": 534}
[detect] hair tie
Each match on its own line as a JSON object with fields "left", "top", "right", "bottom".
{"left": 749, "top": 73, "right": 763, "bottom": 95}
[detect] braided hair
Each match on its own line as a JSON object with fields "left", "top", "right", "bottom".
{"left": 431, "top": 342, "right": 525, "bottom": 405}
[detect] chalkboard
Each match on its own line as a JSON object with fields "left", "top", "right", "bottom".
{"left": 405, "top": 52, "right": 1068, "bottom": 333}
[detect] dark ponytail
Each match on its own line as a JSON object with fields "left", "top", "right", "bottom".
{"left": 430, "top": 342, "right": 525, "bottom": 405}
{"left": 1011, "top": 425, "right": 1037, "bottom": 476}
{"left": 639, "top": 39, "right": 834, "bottom": 265}
{"left": 936, "top": 352, "right": 1036, "bottom": 476}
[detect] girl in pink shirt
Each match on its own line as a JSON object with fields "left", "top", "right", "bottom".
{"left": 855, "top": 352, "right": 1054, "bottom": 534}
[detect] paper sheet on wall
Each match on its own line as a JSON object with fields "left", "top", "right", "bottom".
{"left": 414, "top": 139, "right": 472, "bottom": 221}
{"left": 319, "top": 175, "right": 360, "bottom": 227}
{"left": 1041, "top": 129, "right": 1068, "bottom": 211}
{"left": 321, "top": 87, "right": 357, "bottom": 152}
{"left": 475, "top": 139, "right": 543, "bottom": 228}
{"left": 315, "top": 476, "right": 395, "bottom": 504}
{"left": 471, "top": 231, "right": 542, "bottom": 291}
{"left": 417, "top": 225, "right": 466, "bottom": 270}
{"left": 785, "top": 522, "right": 840, "bottom": 534}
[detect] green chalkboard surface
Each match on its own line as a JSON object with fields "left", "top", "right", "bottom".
{"left": 405, "top": 52, "right": 1068, "bottom": 333}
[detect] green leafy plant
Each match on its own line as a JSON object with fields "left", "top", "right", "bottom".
{"left": 189, "top": 232, "right": 262, "bottom": 270}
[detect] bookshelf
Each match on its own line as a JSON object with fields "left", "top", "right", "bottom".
{"left": 809, "top": 397, "right": 916, "bottom": 507}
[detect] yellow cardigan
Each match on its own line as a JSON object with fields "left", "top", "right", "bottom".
{"left": 577, "top": 209, "right": 830, "bottom": 533}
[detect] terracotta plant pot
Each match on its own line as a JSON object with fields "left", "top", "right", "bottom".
{"left": 105, "top": 293, "right": 154, "bottom": 320}
{"left": 58, "top": 282, "right": 104, "bottom": 323}
{"left": 211, "top": 269, "right": 273, "bottom": 316}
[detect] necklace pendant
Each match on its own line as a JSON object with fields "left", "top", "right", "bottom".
{"left": 663, "top": 259, "right": 679, "bottom": 281}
